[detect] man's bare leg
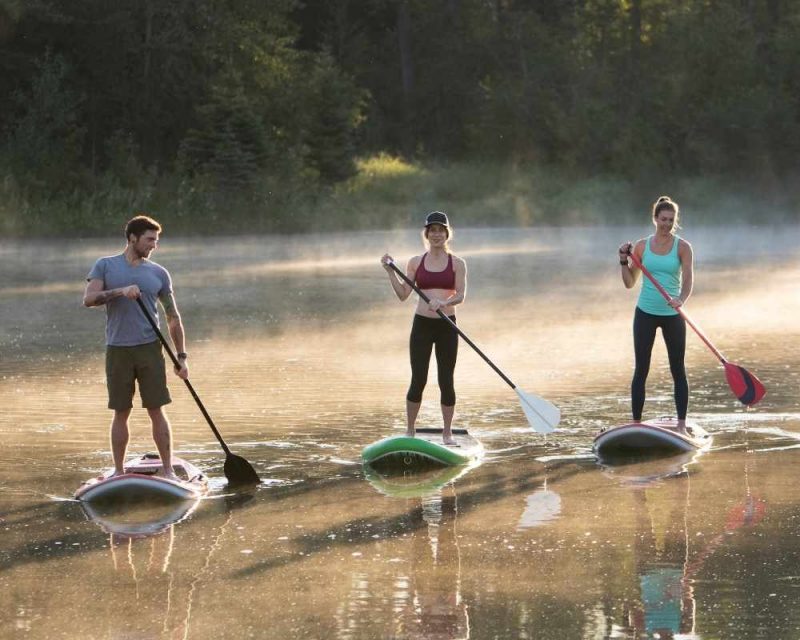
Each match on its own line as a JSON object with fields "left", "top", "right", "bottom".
{"left": 111, "top": 408, "right": 132, "bottom": 476}
{"left": 148, "top": 406, "right": 177, "bottom": 479}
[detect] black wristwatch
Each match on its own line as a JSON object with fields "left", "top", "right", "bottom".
{"left": 177, "top": 352, "right": 188, "bottom": 360}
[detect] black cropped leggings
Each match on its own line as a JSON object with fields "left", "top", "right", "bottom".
{"left": 406, "top": 314, "right": 458, "bottom": 406}
{"left": 632, "top": 307, "right": 688, "bottom": 420}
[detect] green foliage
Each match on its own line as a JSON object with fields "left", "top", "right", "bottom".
{"left": 5, "top": 51, "right": 86, "bottom": 190}
{"left": 302, "top": 52, "right": 365, "bottom": 183}
{"left": 1, "top": 0, "right": 799, "bottom": 235}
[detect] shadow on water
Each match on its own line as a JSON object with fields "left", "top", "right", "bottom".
{"left": 233, "top": 461, "right": 589, "bottom": 578}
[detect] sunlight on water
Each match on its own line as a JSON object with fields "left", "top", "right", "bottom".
{"left": 2, "top": 226, "right": 800, "bottom": 638}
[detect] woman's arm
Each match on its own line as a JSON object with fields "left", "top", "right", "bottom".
{"left": 444, "top": 256, "right": 467, "bottom": 306}
{"left": 619, "top": 240, "right": 643, "bottom": 289}
{"left": 427, "top": 256, "right": 466, "bottom": 311}
{"left": 675, "top": 240, "right": 694, "bottom": 307}
{"left": 381, "top": 254, "right": 417, "bottom": 301}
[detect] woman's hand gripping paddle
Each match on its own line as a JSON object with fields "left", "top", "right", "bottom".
{"left": 386, "top": 260, "right": 560, "bottom": 433}
{"left": 626, "top": 251, "right": 766, "bottom": 406}
{"left": 136, "top": 298, "right": 261, "bottom": 486}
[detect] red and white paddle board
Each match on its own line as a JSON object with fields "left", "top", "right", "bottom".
{"left": 75, "top": 453, "right": 208, "bottom": 503}
{"left": 593, "top": 417, "right": 712, "bottom": 458}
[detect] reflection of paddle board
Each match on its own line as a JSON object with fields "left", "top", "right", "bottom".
{"left": 363, "top": 464, "right": 474, "bottom": 499}
{"left": 361, "top": 427, "right": 484, "bottom": 469}
{"left": 80, "top": 498, "right": 200, "bottom": 538}
{"left": 599, "top": 450, "right": 701, "bottom": 486}
{"left": 75, "top": 453, "right": 208, "bottom": 503}
{"left": 593, "top": 417, "right": 711, "bottom": 459}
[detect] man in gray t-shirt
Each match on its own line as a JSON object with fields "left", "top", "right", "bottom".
{"left": 83, "top": 214, "right": 189, "bottom": 480}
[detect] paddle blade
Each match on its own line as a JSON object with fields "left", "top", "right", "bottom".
{"left": 724, "top": 362, "right": 766, "bottom": 407}
{"left": 224, "top": 453, "right": 261, "bottom": 487}
{"left": 515, "top": 388, "right": 560, "bottom": 433}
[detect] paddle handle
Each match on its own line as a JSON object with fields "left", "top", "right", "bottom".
{"left": 626, "top": 250, "right": 727, "bottom": 364}
{"left": 386, "top": 260, "right": 518, "bottom": 390}
{"left": 135, "top": 297, "right": 232, "bottom": 455}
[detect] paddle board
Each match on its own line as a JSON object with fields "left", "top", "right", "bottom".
{"left": 593, "top": 417, "right": 711, "bottom": 459}
{"left": 362, "top": 427, "right": 484, "bottom": 469}
{"left": 75, "top": 453, "right": 208, "bottom": 503}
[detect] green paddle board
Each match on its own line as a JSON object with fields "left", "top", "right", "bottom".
{"left": 361, "top": 427, "right": 484, "bottom": 469}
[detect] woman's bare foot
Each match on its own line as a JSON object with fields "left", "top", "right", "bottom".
{"left": 442, "top": 432, "right": 459, "bottom": 446}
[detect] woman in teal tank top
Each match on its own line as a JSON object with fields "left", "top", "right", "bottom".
{"left": 618, "top": 196, "right": 695, "bottom": 432}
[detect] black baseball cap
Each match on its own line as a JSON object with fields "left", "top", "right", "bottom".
{"left": 424, "top": 211, "right": 450, "bottom": 228}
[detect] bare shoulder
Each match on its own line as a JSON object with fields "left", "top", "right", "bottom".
{"left": 633, "top": 238, "right": 647, "bottom": 257}
{"left": 678, "top": 237, "right": 694, "bottom": 259}
{"left": 451, "top": 254, "right": 467, "bottom": 271}
{"left": 407, "top": 254, "right": 423, "bottom": 271}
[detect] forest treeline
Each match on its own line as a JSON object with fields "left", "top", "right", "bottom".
{"left": 1, "top": 0, "right": 798, "bottom": 235}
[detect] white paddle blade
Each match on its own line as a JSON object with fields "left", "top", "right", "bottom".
{"left": 515, "top": 388, "right": 560, "bottom": 433}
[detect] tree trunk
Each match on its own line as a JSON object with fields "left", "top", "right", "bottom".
{"left": 396, "top": 0, "right": 414, "bottom": 155}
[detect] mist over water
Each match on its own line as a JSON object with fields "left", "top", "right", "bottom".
{"left": 2, "top": 226, "right": 800, "bottom": 639}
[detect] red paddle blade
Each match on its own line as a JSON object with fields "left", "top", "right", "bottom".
{"left": 724, "top": 362, "right": 766, "bottom": 406}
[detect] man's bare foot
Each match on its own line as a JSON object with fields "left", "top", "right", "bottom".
{"left": 405, "top": 430, "right": 416, "bottom": 438}
{"left": 158, "top": 469, "right": 181, "bottom": 482}
{"left": 109, "top": 468, "right": 126, "bottom": 478}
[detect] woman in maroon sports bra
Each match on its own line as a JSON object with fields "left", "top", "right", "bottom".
{"left": 381, "top": 211, "right": 468, "bottom": 445}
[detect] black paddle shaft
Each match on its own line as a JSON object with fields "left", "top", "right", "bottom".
{"left": 135, "top": 297, "right": 232, "bottom": 455}
{"left": 387, "top": 260, "right": 517, "bottom": 390}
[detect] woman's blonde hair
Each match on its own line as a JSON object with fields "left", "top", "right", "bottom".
{"left": 652, "top": 195, "right": 681, "bottom": 230}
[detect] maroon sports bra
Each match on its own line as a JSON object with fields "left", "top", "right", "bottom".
{"left": 415, "top": 253, "right": 456, "bottom": 290}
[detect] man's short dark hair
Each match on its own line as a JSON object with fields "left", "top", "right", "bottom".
{"left": 125, "top": 215, "right": 162, "bottom": 241}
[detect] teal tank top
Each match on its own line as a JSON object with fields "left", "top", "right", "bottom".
{"left": 637, "top": 235, "right": 681, "bottom": 316}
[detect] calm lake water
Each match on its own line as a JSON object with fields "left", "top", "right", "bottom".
{"left": 2, "top": 226, "right": 800, "bottom": 639}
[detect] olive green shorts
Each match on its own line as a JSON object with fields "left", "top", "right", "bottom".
{"left": 105, "top": 340, "right": 172, "bottom": 410}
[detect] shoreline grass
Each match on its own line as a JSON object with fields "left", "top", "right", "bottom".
{"left": 1, "top": 155, "right": 796, "bottom": 237}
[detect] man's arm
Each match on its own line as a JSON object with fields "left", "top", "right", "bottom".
{"left": 160, "top": 292, "right": 189, "bottom": 378}
{"left": 83, "top": 279, "right": 139, "bottom": 307}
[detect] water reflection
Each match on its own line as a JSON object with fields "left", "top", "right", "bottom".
{"left": 80, "top": 498, "right": 201, "bottom": 538}
{"left": 337, "top": 485, "right": 469, "bottom": 640}
{"left": 363, "top": 464, "right": 478, "bottom": 499}
{"left": 627, "top": 474, "right": 697, "bottom": 638}
{"left": 599, "top": 450, "right": 704, "bottom": 487}
{"left": 517, "top": 479, "right": 562, "bottom": 529}
{"left": 403, "top": 490, "right": 470, "bottom": 640}
{"left": 617, "top": 451, "right": 767, "bottom": 639}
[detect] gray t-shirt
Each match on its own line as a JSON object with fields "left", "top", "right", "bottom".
{"left": 87, "top": 254, "right": 173, "bottom": 346}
